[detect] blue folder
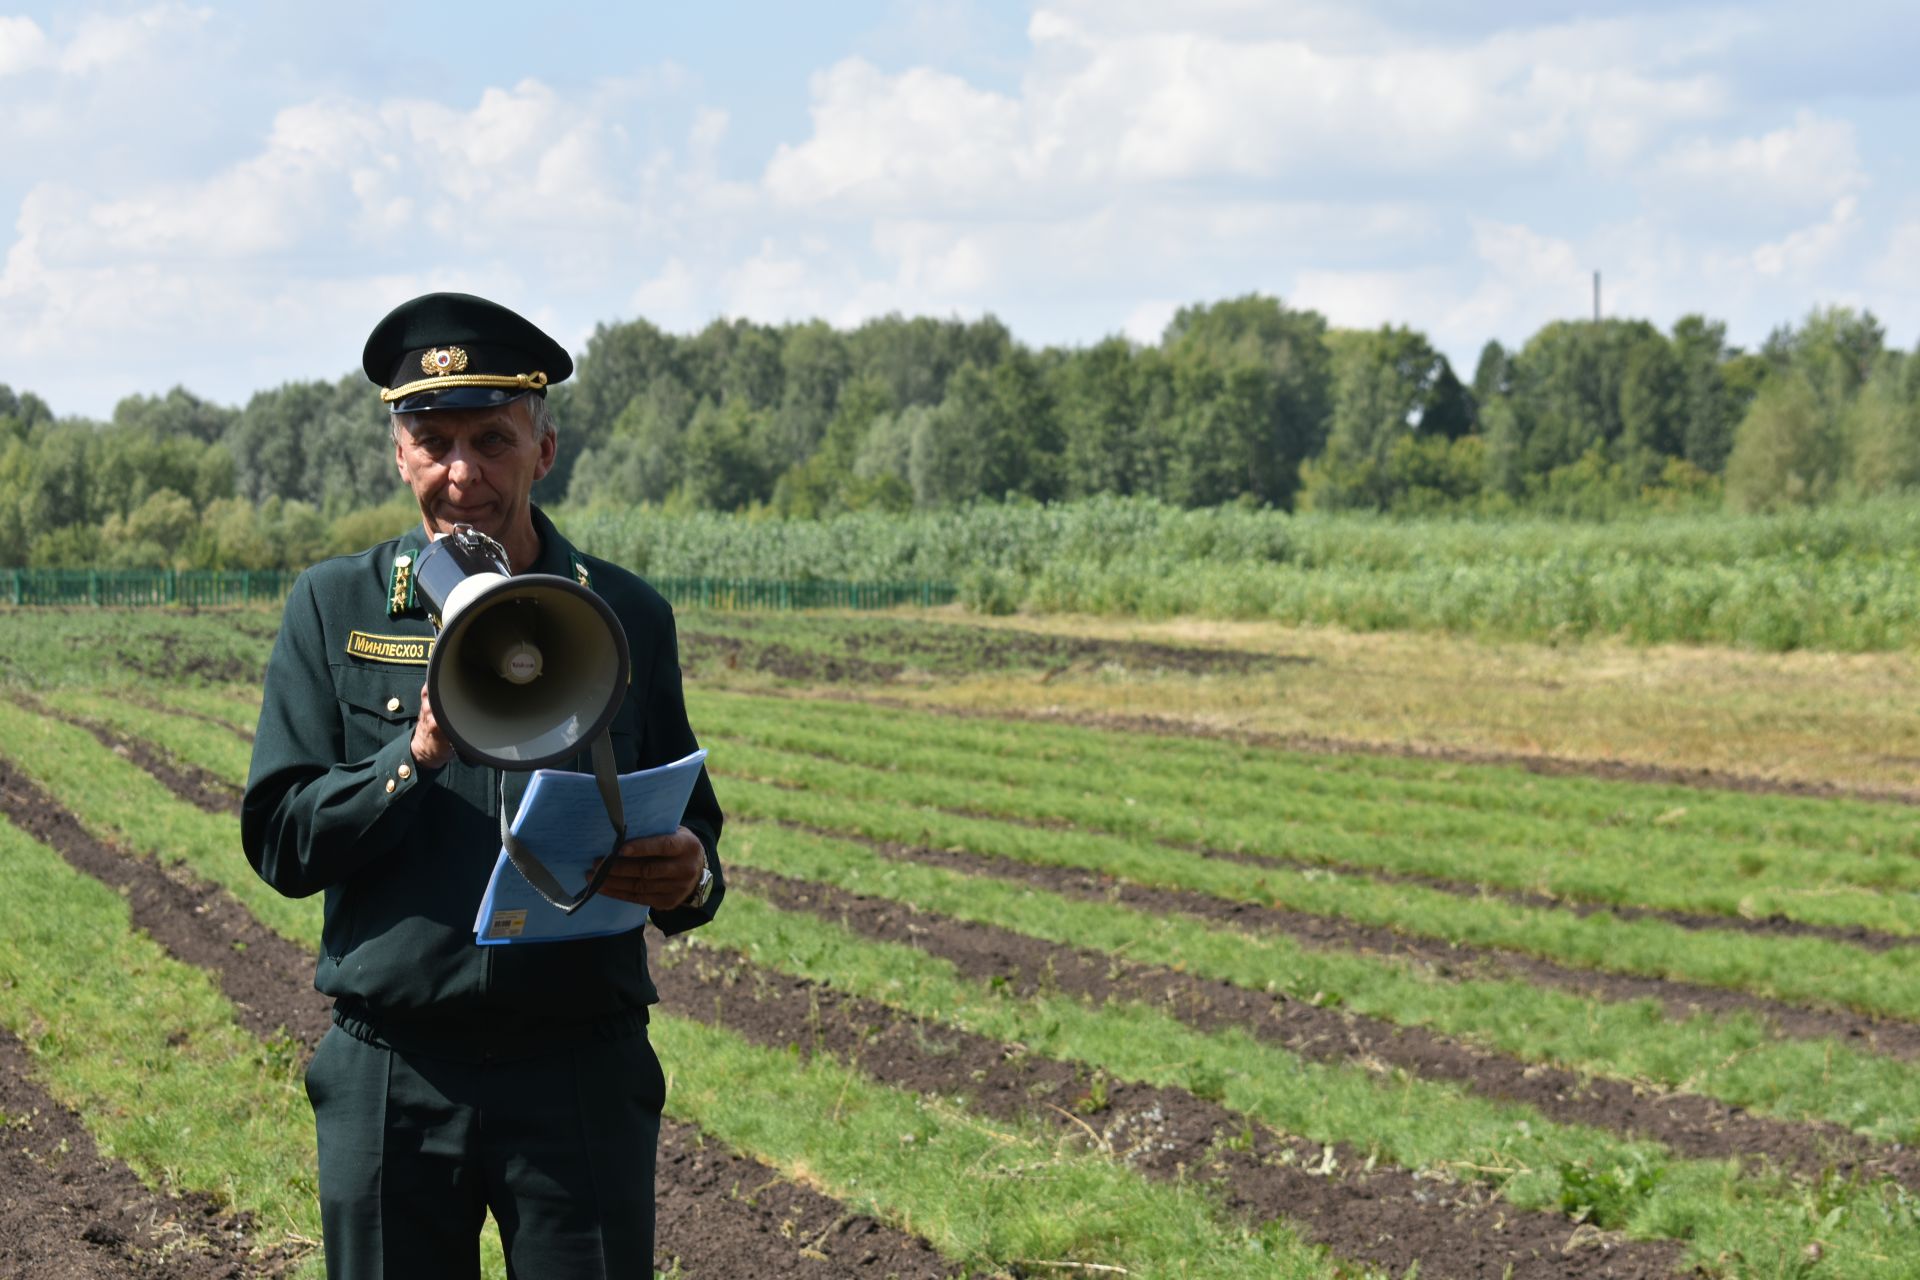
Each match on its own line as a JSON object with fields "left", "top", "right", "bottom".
{"left": 472, "top": 748, "right": 708, "bottom": 945}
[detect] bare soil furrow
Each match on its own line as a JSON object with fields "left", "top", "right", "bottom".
{"left": 731, "top": 863, "right": 1920, "bottom": 1193}
{"left": 772, "top": 816, "right": 1920, "bottom": 1059}
{"left": 114, "top": 689, "right": 256, "bottom": 744}
{"left": 811, "top": 690, "right": 1920, "bottom": 807}
{"left": 0, "top": 751, "right": 957, "bottom": 1278}
{"left": 0, "top": 754, "right": 327, "bottom": 1049}
{"left": 657, "top": 940, "right": 1691, "bottom": 1280}
{"left": 0, "top": 1024, "right": 299, "bottom": 1278}
{"left": 652, "top": 1118, "right": 957, "bottom": 1278}
{"left": 937, "top": 798, "right": 1919, "bottom": 955}
{"left": 740, "top": 754, "right": 1918, "bottom": 955}
{"left": 9, "top": 693, "right": 240, "bottom": 818}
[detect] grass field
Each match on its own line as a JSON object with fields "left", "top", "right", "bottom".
{"left": 0, "top": 602, "right": 1916, "bottom": 1277}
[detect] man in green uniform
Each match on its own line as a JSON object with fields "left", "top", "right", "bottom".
{"left": 242, "top": 292, "right": 723, "bottom": 1278}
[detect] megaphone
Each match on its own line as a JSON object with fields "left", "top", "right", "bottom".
{"left": 414, "top": 524, "right": 631, "bottom": 915}
{"left": 413, "top": 524, "right": 629, "bottom": 770}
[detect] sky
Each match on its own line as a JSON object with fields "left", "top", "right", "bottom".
{"left": 2, "top": 0, "right": 1917, "bottom": 418}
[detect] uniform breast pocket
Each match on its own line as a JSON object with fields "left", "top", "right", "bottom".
{"left": 606, "top": 701, "right": 643, "bottom": 772}
{"left": 331, "top": 663, "right": 423, "bottom": 762}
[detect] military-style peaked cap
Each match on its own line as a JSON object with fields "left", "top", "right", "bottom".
{"left": 362, "top": 292, "right": 574, "bottom": 414}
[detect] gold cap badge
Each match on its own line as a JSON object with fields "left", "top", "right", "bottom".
{"left": 421, "top": 346, "right": 469, "bottom": 377}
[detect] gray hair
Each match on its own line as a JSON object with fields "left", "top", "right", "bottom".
{"left": 391, "top": 393, "right": 555, "bottom": 443}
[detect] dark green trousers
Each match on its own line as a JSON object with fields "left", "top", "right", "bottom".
{"left": 305, "top": 1023, "right": 664, "bottom": 1279}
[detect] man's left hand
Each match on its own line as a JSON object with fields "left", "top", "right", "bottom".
{"left": 590, "top": 826, "right": 706, "bottom": 908}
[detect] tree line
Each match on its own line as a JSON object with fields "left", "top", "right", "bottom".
{"left": 1, "top": 298, "right": 1915, "bottom": 569}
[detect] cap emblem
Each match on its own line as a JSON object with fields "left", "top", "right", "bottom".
{"left": 421, "top": 346, "right": 469, "bottom": 377}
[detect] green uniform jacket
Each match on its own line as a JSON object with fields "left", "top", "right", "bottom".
{"left": 242, "top": 506, "right": 723, "bottom": 1048}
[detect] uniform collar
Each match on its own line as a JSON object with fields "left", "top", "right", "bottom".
{"left": 387, "top": 504, "right": 580, "bottom": 619}
{"left": 392, "top": 503, "right": 573, "bottom": 576}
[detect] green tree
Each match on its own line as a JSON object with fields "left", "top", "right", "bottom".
{"left": 1471, "top": 340, "right": 1511, "bottom": 404}
{"left": 1669, "top": 316, "right": 1739, "bottom": 472}
{"left": 908, "top": 354, "right": 1060, "bottom": 507}
{"left": 1160, "top": 295, "right": 1331, "bottom": 507}
{"left": 112, "top": 386, "right": 235, "bottom": 444}
{"left": 1055, "top": 339, "right": 1174, "bottom": 499}
{"left": 560, "top": 317, "right": 681, "bottom": 499}
{"left": 101, "top": 488, "right": 197, "bottom": 567}
{"left": 228, "top": 381, "right": 331, "bottom": 503}
{"left": 1724, "top": 373, "right": 1843, "bottom": 511}
{"left": 1616, "top": 334, "right": 1685, "bottom": 487}
{"left": 1302, "top": 326, "right": 1457, "bottom": 511}
{"left": 1505, "top": 318, "right": 1665, "bottom": 477}
{"left": 677, "top": 398, "right": 777, "bottom": 511}
{"left": 847, "top": 314, "right": 1013, "bottom": 410}
{"left": 1845, "top": 357, "right": 1920, "bottom": 495}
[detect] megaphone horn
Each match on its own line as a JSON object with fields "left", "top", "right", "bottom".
{"left": 413, "top": 525, "right": 630, "bottom": 772}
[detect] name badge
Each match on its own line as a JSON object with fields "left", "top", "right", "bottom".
{"left": 345, "top": 631, "right": 432, "bottom": 665}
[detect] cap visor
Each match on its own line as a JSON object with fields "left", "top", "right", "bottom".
{"left": 390, "top": 386, "right": 536, "bottom": 414}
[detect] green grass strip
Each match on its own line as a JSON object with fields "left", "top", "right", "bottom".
{"left": 687, "top": 887, "right": 1920, "bottom": 1278}
{"left": 691, "top": 689, "right": 1920, "bottom": 859}
{"left": 725, "top": 821, "right": 1920, "bottom": 1146}
{"left": 42, "top": 688, "right": 256, "bottom": 784}
{"left": 17, "top": 685, "right": 1918, "bottom": 1140}
{"left": 0, "top": 813, "right": 322, "bottom": 1263}
{"left": 719, "top": 772, "right": 1920, "bottom": 1023}
{"left": 693, "top": 693, "right": 1920, "bottom": 932}
{"left": 143, "top": 680, "right": 264, "bottom": 730}
{"left": 0, "top": 698, "right": 317, "bottom": 947}
{"left": 651, "top": 1014, "right": 1342, "bottom": 1278}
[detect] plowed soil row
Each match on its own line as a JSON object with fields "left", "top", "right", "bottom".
{"left": 118, "top": 691, "right": 254, "bottom": 744}
{"left": 0, "top": 756, "right": 957, "bottom": 1279}
{"left": 739, "top": 755, "right": 1918, "bottom": 956}
{"left": 9, "top": 694, "right": 242, "bottom": 819}
{"left": 731, "top": 862, "right": 1920, "bottom": 1193}
{"left": 26, "top": 703, "right": 1911, "bottom": 1190}
{"left": 681, "top": 621, "right": 1294, "bottom": 681}
{"left": 49, "top": 700, "right": 1916, "bottom": 1061}
{"left": 771, "top": 817, "right": 1920, "bottom": 1060}
{"left": 659, "top": 943, "right": 1690, "bottom": 1280}
{"left": 926, "top": 796, "right": 1918, "bottom": 956}
{"left": 0, "top": 1026, "right": 287, "bottom": 1279}
{"left": 821, "top": 691, "right": 1920, "bottom": 807}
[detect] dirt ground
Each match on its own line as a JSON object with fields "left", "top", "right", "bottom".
{"left": 0, "top": 757, "right": 959, "bottom": 1279}
{"left": 5, "top": 614, "right": 1915, "bottom": 1278}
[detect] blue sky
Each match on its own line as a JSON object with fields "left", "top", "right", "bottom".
{"left": 2, "top": 0, "right": 1917, "bottom": 417}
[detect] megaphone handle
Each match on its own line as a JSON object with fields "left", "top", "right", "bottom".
{"left": 495, "top": 730, "right": 629, "bottom": 916}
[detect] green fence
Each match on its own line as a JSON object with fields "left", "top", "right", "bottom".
{"left": 1, "top": 568, "right": 301, "bottom": 606}
{"left": 1, "top": 569, "right": 954, "bottom": 611}
{"left": 651, "top": 577, "right": 957, "bottom": 610}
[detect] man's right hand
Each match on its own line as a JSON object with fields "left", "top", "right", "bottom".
{"left": 409, "top": 681, "right": 455, "bottom": 769}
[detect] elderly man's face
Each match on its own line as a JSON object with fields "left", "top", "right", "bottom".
{"left": 392, "top": 397, "right": 556, "bottom": 562}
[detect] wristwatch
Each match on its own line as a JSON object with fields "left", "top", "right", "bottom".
{"left": 683, "top": 860, "right": 714, "bottom": 910}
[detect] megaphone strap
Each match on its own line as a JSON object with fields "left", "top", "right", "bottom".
{"left": 496, "top": 730, "right": 628, "bottom": 916}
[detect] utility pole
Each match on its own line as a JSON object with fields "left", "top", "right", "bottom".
{"left": 1593, "top": 270, "right": 1601, "bottom": 323}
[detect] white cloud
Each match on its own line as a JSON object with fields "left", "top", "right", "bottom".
{"left": 0, "top": 3, "right": 211, "bottom": 79}
{"left": 57, "top": 3, "right": 210, "bottom": 74}
{"left": 1749, "top": 196, "right": 1860, "bottom": 278}
{"left": 2, "top": 2, "right": 1914, "bottom": 415}
{"left": 1653, "top": 112, "right": 1864, "bottom": 211}
{"left": 0, "top": 15, "right": 47, "bottom": 75}
{"left": 765, "top": 58, "right": 1031, "bottom": 211}
{"left": 767, "top": 6, "right": 1727, "bottom": 219}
